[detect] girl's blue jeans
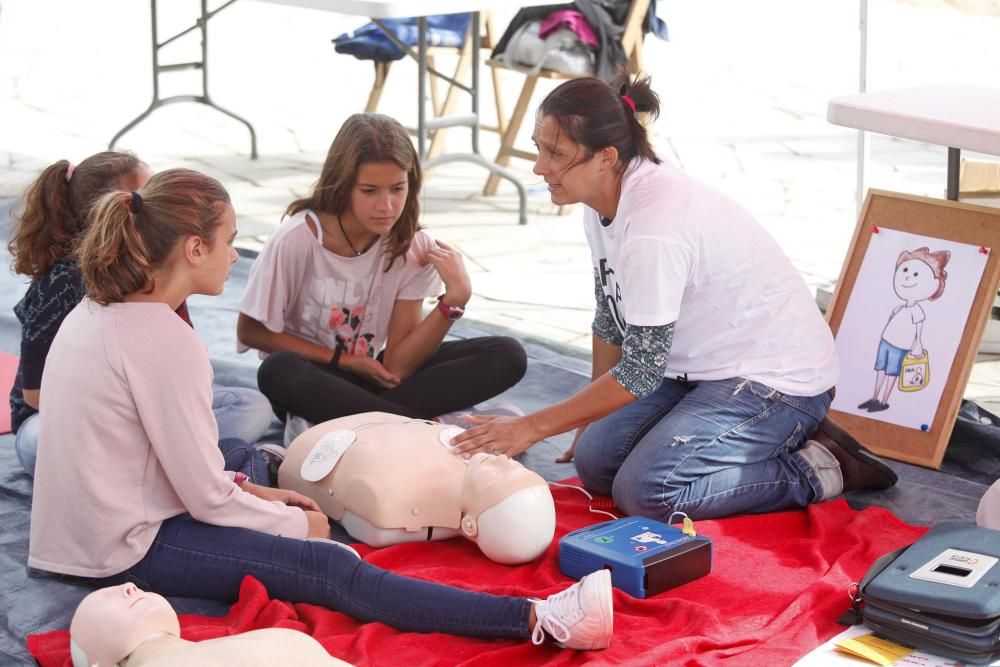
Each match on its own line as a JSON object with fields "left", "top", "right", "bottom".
{"left": 92, "top": 515, "right": 532, "bottom": 638}
{"left": 574, "top": 376, "right": 833, "bottom": 520}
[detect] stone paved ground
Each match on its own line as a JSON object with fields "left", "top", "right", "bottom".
{"left": 3, "top": 0, "right": 1000, "bottom": 405}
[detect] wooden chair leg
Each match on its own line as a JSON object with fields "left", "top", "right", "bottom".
{"left": 365, "top": 61, "right": 391, "bottom": 114}
{"left": 427, "top": 33, "right": 475, "bottom": 160}
{"left": 622, "top": 0, "right": 650, "bottom": 75}
{"left": 428, "top": 54, "right": 442, "bottom": 116}
{"left": 483, "top": 74, "right": 539, "bottom": 196}
{"left": 482, "top": 14, "right": 506, "bottom": 136}
{"left": 488, "top": 64, "right": 507, "bottom": 137}
{"left": 629, "top": 44, "right": 645, "bottom": 73}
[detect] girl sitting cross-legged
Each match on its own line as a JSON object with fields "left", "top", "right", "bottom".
{"left": 237, "top": 114, "right": 527, "bottom": 439}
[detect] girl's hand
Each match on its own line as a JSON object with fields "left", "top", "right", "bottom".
{"left": 243, "top": 483, "right": 322, "bottom": 512}
{"left": 305, "top": 510, "right": 332, "bottom": 539}
{"left": 448, "top": 415, "right": 544, "bottom": 459}
{"left": 341, "top": 354, "right": 401, "bottom": 389}
{"left": 426, "top": 240, "right": 471, "bottom": 306}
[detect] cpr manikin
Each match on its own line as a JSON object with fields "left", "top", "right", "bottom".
{"left": 278, "top": 412, "right": 556, "bottom": 564}
{"left": 69, "top": 583, "right": 346, "bottom": 667}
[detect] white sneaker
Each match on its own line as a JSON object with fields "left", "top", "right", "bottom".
{"left": 436, "top": 402, "right": 526, "bottom": 430}
{"left": 283, "top": 413, "right": 314, "bottom": 447}
{"left": 305, "top": 537, "right": 362, "bottom": 560}
{"left": 531, "top": 570, "right": 613, "bottom": 650}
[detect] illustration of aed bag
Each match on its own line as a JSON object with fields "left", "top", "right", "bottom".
{"left": 898, "top": 351, "right": 930, "bottom": 392}
{"left": 559, "top": 517, "right": 712, "bottom": 598}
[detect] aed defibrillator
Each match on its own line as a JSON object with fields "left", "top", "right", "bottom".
{"left": 848, "top": 521, "right": 1000, "bottom": 664}
{"left": 558, "top": 516, "right": 712, "bottom": 598}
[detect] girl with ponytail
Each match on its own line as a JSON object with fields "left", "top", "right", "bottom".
{"left": 8, "top": 152, "right": 150, "bottom": 473}
{"left": 453, "top": 73, "right": 893, "bottom": 520}
{"left": 8, "top": 154, "right": 273, "bottom": 476}
{"left": 29, "top": 169, "right": 615, "bottom": 650}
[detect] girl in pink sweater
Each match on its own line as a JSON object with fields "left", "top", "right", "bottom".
{"left": 28, "top": 168, "right": 613, "bottom": 651}
{"left": 8, "top": 151, "right": 274, "bottom": 478}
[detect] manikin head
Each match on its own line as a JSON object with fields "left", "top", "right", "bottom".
{"left": 70, "top": 583, "right": 180, "bottom": 667}
{"left": 459, "top": 453, "right": 556, "bottom": 564}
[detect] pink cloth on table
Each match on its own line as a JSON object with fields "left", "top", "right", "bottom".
{"left": 538, "top": 10, "right": 598, "bottom": 47}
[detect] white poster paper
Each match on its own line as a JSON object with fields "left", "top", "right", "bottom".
{"left": 830, "top": 227, "right": 988, "bottom": 431}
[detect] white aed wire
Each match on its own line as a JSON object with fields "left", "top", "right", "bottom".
{"left": 548, "top": 481, "right": 619, "bottom": 521}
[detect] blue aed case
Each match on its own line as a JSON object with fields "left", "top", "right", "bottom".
{"left": 559, "top": 517, "right": 712, "bottom": 598}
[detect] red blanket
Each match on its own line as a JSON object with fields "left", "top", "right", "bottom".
{"left": 28, "top": 489, "right": 924, "bottom": 667}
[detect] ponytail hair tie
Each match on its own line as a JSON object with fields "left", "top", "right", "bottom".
{"left": 65, "top": 163, "right": 75, "bottom": 182}
{"left": 621, "top": 94, "right": 637, "bottom": 113}
{"left": 130, "top": 191, "right": 143, "bottom": 214}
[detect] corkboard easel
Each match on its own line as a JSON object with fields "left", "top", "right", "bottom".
{"left": 826, "top": 190, "right": 1000, "bottom": 469}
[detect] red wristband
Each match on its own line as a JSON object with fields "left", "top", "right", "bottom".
{"left": 234, "top": 472, "right": 249, "bottom": 487}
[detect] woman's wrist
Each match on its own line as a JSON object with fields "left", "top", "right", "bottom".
{"left": 520, "top": 413, "right": 550, "bottom": 446}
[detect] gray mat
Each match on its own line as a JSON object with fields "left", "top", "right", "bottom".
{"left": 0, "top": 199, "right": 993, "bottom": 664}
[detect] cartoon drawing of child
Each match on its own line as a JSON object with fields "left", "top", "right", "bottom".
{"left": 858, "top": 247, "right": 950, "bottom": 412}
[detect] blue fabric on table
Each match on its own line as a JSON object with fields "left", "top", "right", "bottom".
{"left": 333, "top": 14, "right": 472, "bottom": 62}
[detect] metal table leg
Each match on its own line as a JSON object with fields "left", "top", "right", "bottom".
{"left": 374, "top": 12, "right": 527, "bottom": 224}
{"left": 110, "top": 0, "right": 257, "bottom": 159}
{"left": 947, "top": 147, "right": 960, "bottom": 201}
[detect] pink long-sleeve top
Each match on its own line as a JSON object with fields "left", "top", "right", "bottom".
{"left": 28, "top": 299, "right": 307, "bottom": 578}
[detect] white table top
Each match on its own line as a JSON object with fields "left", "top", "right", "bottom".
{"left": 828, "top": 84, "right": 1000, "bottom": 157}
{"left": 256, "top": 0, "right": 553, "bottom": 19}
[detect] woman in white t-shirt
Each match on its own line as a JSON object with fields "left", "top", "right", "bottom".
{"left": 452, "top": 74, "right": 897, "bottom": 520}
{"left": 237, "top": 114, "right": 526, "bottom": 433}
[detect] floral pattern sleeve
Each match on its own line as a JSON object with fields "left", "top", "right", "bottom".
{"left": 591, "top": 268, "right": 624, "bottom": 346}
{"left": 610, "top": 322, "right": 675, "bottom": 399}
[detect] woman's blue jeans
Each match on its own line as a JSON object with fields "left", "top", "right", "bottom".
{"left": 574, "top": 376, "right": 832, "bottom": 520}
{"left": 94, "top": 514, "right": 532, "bottom": 638}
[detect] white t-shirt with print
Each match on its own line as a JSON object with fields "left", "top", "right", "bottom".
{"left": 583, "top": 157, "right": 838, "bottom": 396}
{"left": 881, "top": 304, "right": 924, "bottom": 349}
{"left": 239, "top": 210, "right": 442, "bottom": 358}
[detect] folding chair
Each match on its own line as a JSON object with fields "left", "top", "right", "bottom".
{"left": 350, "top": 13, "right": 506, "bottom": 161}
{"left": 483, "top": 0, "right": 652, "bottom": 196}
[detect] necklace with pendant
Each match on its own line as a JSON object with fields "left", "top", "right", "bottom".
{"left": 336, "top": 214, "right": 376, "bottom": 256}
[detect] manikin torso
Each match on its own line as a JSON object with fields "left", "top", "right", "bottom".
{"left": 70, "top": 584, "right": 346, "bottom": 667}
{"left": 278, "top": 412, "right": 556, "bottom": 563}
{"left": 280, "top": 413, "right": 467, "bottom": 537}
{"left": 123, "top": 629, "right": 343, "bottom": 667}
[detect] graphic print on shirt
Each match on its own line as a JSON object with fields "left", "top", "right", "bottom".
{"left": 301, "top": 273, "right": 381, "bottom": 358}
{"left": 598, "top": 256, "right": 627, "bottom": 333}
